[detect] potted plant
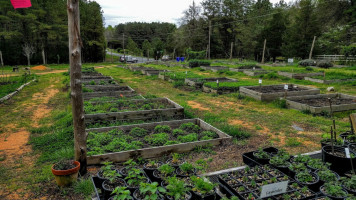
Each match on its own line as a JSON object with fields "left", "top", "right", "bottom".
{"left": 176, "top": 162, "right": 196, "bottom": 177}
{"left": 102, "top": 169, "right": 126, "bottom": 199}
{"left": 289, "top": 162, "right": 308, "bottom": 177}
{"left": 341, "top": 176, "right": 356, "bottom": 195}
{"left": 307, "top": 158, "right": 330, "bottom": 171}
{"left": 252, "top": 148, "right": 271, "bottom": 164}
{"left": 166, "top": 153, "right": 185, "bottom": 168}
{"left": 133, "top": 182, "right": 166, "bottom": 200}
{"left": 290, "top": 154, "right": 311, "bottom": 164}
{"left": 153, "top": 164, "right": 175, "bottom": 184}
{"left": 317, "top": 169, "right": 339, "bottom": 184}
{"left": 269, "top": 155, "right": 290, "bottom": 174}
{"left": 191, "top": 176, "right": 216, "bottom": 199}
{"left": 51, "top": 159, "right": 80, "bottom": 187}
{"left": 322, "top": 145, "right": 356, "bottom": 174}
{"left": 125, "top": 168, "right": 149, "bottom": 192}
{"left": 143, "top": 160, "right": 163, "bottom": 176}
{"left": 98, "top": 162, "right": 117, "bottom": 186}
{"left": 295, "top": 170, "right": 320, "bottom": 191}
{"left": 165, "top": 176, "right": 192, "bottom": 200}
{"left": 120, "top": 159, "right": 138, "bottom": 177}
{"left": 320, "top": 138, "right": 343, "bottom": 148}
{"left": 320, "top": 182, "right": 348, "bottom": 200}
{"left": 109, "top": 186, "right": 133, "bottom": 200}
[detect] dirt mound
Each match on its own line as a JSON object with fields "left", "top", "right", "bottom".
{"left": 31, "top": 65, "right": 48, "bottom": 71}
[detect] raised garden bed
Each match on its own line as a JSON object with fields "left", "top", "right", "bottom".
{"left": 85, "top": 95, "right": 145, "bottom": 104}
{"left": 200, "top": 66, "right": 229, "bottom": 72}
{"left": 304, "top": 77, "right": 356, "bottom": 84}
{"left": 83, "top": 88, "right": 136, "bottom": 101}
{"left": 84, "top": 97, "right": 184, "bottom": 125}
{"left": 243, "top": 70, "right": 269, "bottom": 76}
{"left": 158, "top": 71, "right": 203, "bottom": 82}
{"left": 229, "top": 65, "right": 262, "bottom": 72}
{"left": 84, "top": 85, "right": 135, "bottom": 93}
{"left": 239, "top": 84, "right": 320, "bottom": 102}
{"left": 185, "top": 77, "right": 238, "bottom": 88}
{"left": 128, "top": 66, "right": 155, "bottom": 72}
{"left": 278, "top": 71, "right": 324, "bottom": 80}
{"left": 286, "top": 93, "right": 356, "bottom": 114}
{"left": 86, "top": 119, "right": 231, "bottom": 164}
{"left": 141, "top": 69, "right": 168, "bottom": 76}
{"left": 202, "top": 81, "right": 256, "bottom": 95}
{"left": 82, "top": 74, "right": 110, "bottom": 80}
{"left": 82, "top": 79, "right": 117, "bottom": 85}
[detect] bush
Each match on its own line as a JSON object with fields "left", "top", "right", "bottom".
{"left": 317, "top": 60, "right": 333, "bottom": 68}
{"left": 189, "top": 60, "right": 211, "bottom": 68}
{"left": 298, "top": 59, "right": 317, "bottom": 67}
{"left": 186, "top": 48, "right": 206, "bottom": 59}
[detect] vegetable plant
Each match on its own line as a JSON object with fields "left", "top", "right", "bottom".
{"left": 253, "top": 148, "right": 270, "bottom": 159}
{"left": 129, "top": 127, "right": 147, "bottom": 137}
{"left": 157, "top": 164, "right": 175, "bottom": 177}
{"left": 308, "top": 159, "right": 330, "bottom": 170}
{"left": 296, "top": 171, "right": 315, "bottom": 183}
{"left": 269, "top": 156, "right": 288, "bottom": 167}
{"left": 137, "top": 182, "right": 166, "bottom": 200}
{"left": 179, "top": 122, "right": 200, "bottom": 133}
{"left": 293, "top": 154, "right": 311, "bottom": 163}
{"left": 317, "top": 169, "right": 338, "bottom": 182}
{"left": 179, "top": 162, "right": 194, "bottom": 175}
{"left": 144, "top": 133, "right": 169, "bottom": 146}
{"left": 154, "top": 125, "right": 171, "bottom": 133}
{"left": 111, "top": 187, "right": 133, "bottom": 200}
{"left": 125, "top": 168, "right": 146, "bottom": 187}
{"left": 341, "top": 176, "right": 356, "bottom": 191}
{"left": 289, "top": 162, "right": 307, "bottom": 172}
{"left": 191, "top": 176, "right": 216, "bottom": 197}
{"left": 165, "top": 177, "right": 190, "bottom": 200}
{"left": 322, "top": 182, "right": 348, "bottom": 198}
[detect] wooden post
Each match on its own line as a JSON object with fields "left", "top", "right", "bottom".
{"left": 261, "top": 39, "right": 266, "bottom": 64}
{"left": 208, "top": 21, "right": 211, "bottom": 60}
{"left": 351, "top": 114, "right": 356, "bottom": 134}
{"left": 230, "top": 42, "right": 233, "bottom": 60}
{"left": 67, "top": 0, "right": 87, "bottom": 175}
{"left": 0, "top": 50, "right": 3, "bottom": 67}
{"left": 309, "top": 36, "right": 316, "bottom": 60}
{"left": 42, "top": 47, "right": 46, "bottom": 65}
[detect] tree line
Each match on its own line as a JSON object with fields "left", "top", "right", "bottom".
{"left": 106, "top": 0, "right": 355, "bottom": 61}
{"left": 0, "top": 0, "right": 106, "bottom": 66}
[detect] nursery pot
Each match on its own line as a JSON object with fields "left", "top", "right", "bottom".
{"left": 175, "top": 167, "right": 197, "bottom": 178}
{"left": 320, "top": 139, "right": 344, "bottom": 148}
{"left": 166, "top": 158, "right": 185, "bottom": 168}
{"left": 102, "top": 178, "right": 127, "bottom": 200}
{"left": 252, "top": 151, "right": 271, "bottom": 165}
{"left": 167, "top": 191, "right": 192, "bottom": 200}
{"left": 132, "top": 189, "right": 164, "bottom": 200}
{"left": 96, "top": 169, "right": 119, "bottom": 189}
{"left": 51, "top": 161, "right": 80, "bottom": 187}
{"left": 294, "top": 172, "right": 320, "bottom": 192}
{"left": 143, "top": 161, "right": 163, "bottom": 176}
{"left": 320, "top": 185, "right": 348, "bottom": 200}
{"left": 315, "top": 169, "right": 340, "bottom": 186}
{"left": 191, "top": 190, "right": 216, "bottom": 200}
{"left": 322, "top": 145, "right": 356, "bottom": 174}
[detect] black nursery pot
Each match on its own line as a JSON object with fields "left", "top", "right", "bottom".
{"left": 102, "top": 178, "right": 127, "bottom": 200}
{"left": 294, "top": 172, "right": 320, "bottom": 192}
{"left": 343, "top": 185, "right": 356, "bottom": 196}
{"left": 132, "top": 189, "right": 164, "bottom": 200}
{"left": 191, "top": 190, "right": 217, "bottom": 200}
{"left": 322, "top": 145, "right": 356, "bottom": 174}
{"left": 143, "top": 162, "right": 163, "bottom": 175}
{"left": 320, "top": 185, "right": 348, "bottom": 200}
{"left": 166, "top": 191, "right": 193, "bottom": 200}
{"left": 175, "top": 167, "right": 197, "bottom": 178}
{"left": 166, "top": 158, "right": 185, "bottom": 168}
{"left": 96, "top": 169, "right": 119, "bottom": 190}
{"left": 252, "top": 151, "right": 270, "bottom": 165}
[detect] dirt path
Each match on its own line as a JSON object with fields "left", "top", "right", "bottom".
{"left": 0, "top": 70, "right": 67, "bottom": 78}
{"left": 0, "top": 82, "right": 59, "bottom": 200}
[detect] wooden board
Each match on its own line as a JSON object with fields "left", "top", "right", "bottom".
{"left": 84, "top": 97, "right": 184, "bottom": 124}
{"left": 304, "top": 77, "right": 356, "bottom": 84}
{"left": 86, "top": 118, "right": 232, "bottom": 165}
{"left": 202, "top": 85, "right": 239, "bottom": 95}
{"left": 243, "top": 70, "right": 269, "bottom": 76}
{"left": 277, "top": 71, "right": 324, "bottom": 80}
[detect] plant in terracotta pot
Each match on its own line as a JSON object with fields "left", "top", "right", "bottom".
{"left": 190, "top": 176, "right": 216, "bottom": 199}
{"left": 133, "top": 182, "right": 166, "bottom": 200}
{"left": 51, "top": 159, "right": 80, "bottom": 187}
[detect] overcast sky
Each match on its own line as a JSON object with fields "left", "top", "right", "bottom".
{"left": 94, "top": 0, "right": 290, "bottom": 27}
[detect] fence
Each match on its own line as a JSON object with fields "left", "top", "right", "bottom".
{"left": 314, "top": 55, "right": 356, "bottom": 62}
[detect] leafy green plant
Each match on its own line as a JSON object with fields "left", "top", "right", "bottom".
{"left": 179, "top": 122, "right": 200, "bottom": 133}
{"left": 289, "top": 162, "right": 307, "bottom": 172}
{"left": 317, "top": 169, "right": 338, "bottom": 182}
{"left": 154, "top": 125, "right": 171, "bottom": 133}
{"left": 253, "top": 148, "right": 270, "bottom": 159}
{"left": 293, "top": 154, "right": 311, "bottom": 163}
{"left": 322, "top": 182, "right": 347, "bottom": 198}
{"left": 137, "top": 182, "right": 166, "bottom": 200}
{"left": 100, "top": 162, "right": 115, "bottom": 178}
{"left": 191, "top": 176, "right": 216, "bottom": 196}
{"left": 177, "top": 133, "right": 198, "bottom": 143}
{"left": 307, "top": 159, "right": 330, "bottom": 170}
{"left": 111, "top": 187, "right": 133, "bottom": 200}
{"left": 144, "top": 133, "right": 169, "bottom": 146}
{"left": 269, "top": 156, "right": 288, "bottom": 167}
{"left": 165, "top": 177, "right": 190, "bottom": 200}
{"left": 125, "top": 168, "right": 146, "bottom": 187}
{"left": 200, "top": 131, "right": 217, "bottom": 139}
{"left": 179, "top": 162, "right": 194, "bottom": 173}
{"left": 172, "top": 129, "right": 185, "bottom": 137}
{"left": 296, "top": 171, "right": 314, "bottom": 183}
{"left": 341, "top": 176, "right": 356, "bottom": 191}
{"left": 157, "top": 164, "right": 175, "bottom": 177}
{"left": 129, "top": 127, "right": 147, "bottom": 137}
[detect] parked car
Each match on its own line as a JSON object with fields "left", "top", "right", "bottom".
{"left": 120, "top": 55, "right": 138, "bottom": 63}
{"left": 162, "top": 55, "right": 171, "bottom": 61}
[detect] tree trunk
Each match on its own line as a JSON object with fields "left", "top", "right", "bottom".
{"left": 42, "top": 48, "right": 46, "bottom": 65}
{"left": 309, "top": 36, "right": 317, "bottom": 60}
{"left": 261, "top": 39, "right": 267, "bottom": 64}
{"left": 67, "top": 0, "right": 87, "bottom": 175}
{"left": 27, "top": 56, "right": 30, "bottom": 66}
{"left": 0, "top": 51, "right": 3, "bottom": 67}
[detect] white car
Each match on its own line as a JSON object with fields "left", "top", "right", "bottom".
{"left": 162, "top": 55, "right": 170, "bottom": 61}
{"left": 120, "top": 55, "right": 138, "bottom": 63}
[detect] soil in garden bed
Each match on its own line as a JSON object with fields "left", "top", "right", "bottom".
{"left": 292, "top": 97, "right": 356, "bottom": 107}
{"left": 249, "top": 85, "right": 308, "bottom": 93}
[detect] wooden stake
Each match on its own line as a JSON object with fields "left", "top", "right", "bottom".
{"left": 351, "top": 114, "right": 356, "bottom": 134}
{"left": 42, "top": 47, "right": 46, "bottom": 65}
{"left": 309, "top": 36, "right": 316, "bottom": 60}
{"left": 328, "top": 98, "right": 333, "bottom": 118}
{"left": 67, "top": 0, "right": 87, "bottom": 175}
{"left": 208, "top": 21, "right": 211, "bottom": 60}
{"left": 331, "top": 126, "right": 334, "bottom": 155}
{"left": 261, "top": 39, "right": 266, "bottom": 64}
{"left": 230, "top": 42, "right": 233, "bottom": 60}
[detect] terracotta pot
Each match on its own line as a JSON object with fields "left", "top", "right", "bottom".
{"left": 51, "top": 161, "right": 80, "bottom": 187}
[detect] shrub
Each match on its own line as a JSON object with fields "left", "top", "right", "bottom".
{"left": 298, "top": 59, "right": 317, "bottom": 67}
{"left": 187, "top": 48, "right": 206, "bottom": 59}
{"left": 317, "top": 60, "right": 333, "bottom": 68}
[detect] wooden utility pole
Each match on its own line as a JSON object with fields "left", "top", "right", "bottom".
{"left": 261, "top": 39, "right": 267, "bottom": 64}
{"left": 67, "top": 0, "right": 87, "bottom": 175}
{"left": 309, "top": 36, "right": 317, "bottom": 59}
{"left": 208, "top": 21, "right": 211, "bottom": 60}
{"left": 230, "top": 42, "right": 233, "bottom": 60}
{"left": 0, "top": 51, "right": 3, "bottom": 67}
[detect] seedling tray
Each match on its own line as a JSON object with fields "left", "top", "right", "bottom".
{"left": 277, "top": 72, "right": 324, "bottom": 80}
{"left": 86, "top": 118, "right": 231, "bottom": 165}
{"left": 84, "top": 97, "right": 184, "bottom": 124}
{"left": 185, "top": 77, "right": 237, "bottom": 88}
{"left": 286, "top": 93, "right": 356, "bottom": 114}
{"left": 243, "top": 70, "right": 269, "bottom": 76}
{"left": 201, "top": 66, "right": 229, "bottom": 72}
{"left": 239, "top": 84, "right": 320, "bottom": 102}
{"left": 85, "top": 85, "right": 135, "bottom": 92}
{"left": 304, "top": 77, "right": 356, "bottom": 84}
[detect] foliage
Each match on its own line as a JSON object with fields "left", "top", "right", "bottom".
{"left": 177, "top": 133, "right": 198, "bottom": 143}
{"left": 298, "top": 59, "right": 317, "bottom": 67}
{"left": 204, "top": 81, "right": 256, "bottom": 90}
{"left": 186, "top": 48, "right": 206, "bottom": 60}
{"left": 179, "top": 122, "right": 200, "bottom": 132}
{"left": 179, "top": 162, "right": 194, "bottom": 173}
{"left": 125, "top": 168, "right": 146, "bottom": 187}
{"left": 138, "top": 182, "right": 166, "bottom": 200}
{"left": 307, "top": 159, "right": 330, "bottom": 170}
{"left": 293, "top": 155, "right": 311, "bottom": 163}
{"left": 296, "top": 171, "right": 314, "bottom": 183}
{"left": 191, "top": 176, "right": 216, "bottom": 196}
{"left": 253, "top": 148, "right": 270, "bottom": 159}
{"left": 158, "top": 164, "right": 175, "bottom": 177}
{"left": 154, "top": 125, "right": 171, "bottom": 133}
{"left": 317, "top": 169, "right": 338, "bottom": 182}
{"left": 317, "top": 60, "right": 334, "bottom": 68}
{"left": 269, "top": 156, "right": 288, "bottom": 167}
{"left": 111, "top": 187, "right": 133, "bottom": 200}
{"left": 0, "top": 74, "right": 36, "bottom": 98}
{"left": 165, "top": 177, "right": 190, "bottom": 200}
{"left": 343, "top": 44, "right": 356, "bottom": 57}
{"left": 144, "top": 133, "right": 169, "bottom": 146}
{"left": 323, "top": 182, "right": 347, "bottom": 198}
{"left": 341, "top": 176, "right": 356, "bottom": 191}
{"left": 129, "top": 128, "right": 147, "bottom": 137}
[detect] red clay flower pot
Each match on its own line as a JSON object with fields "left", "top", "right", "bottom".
{"left": 51, "top": 161, "right": 80, "bottom": 187}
